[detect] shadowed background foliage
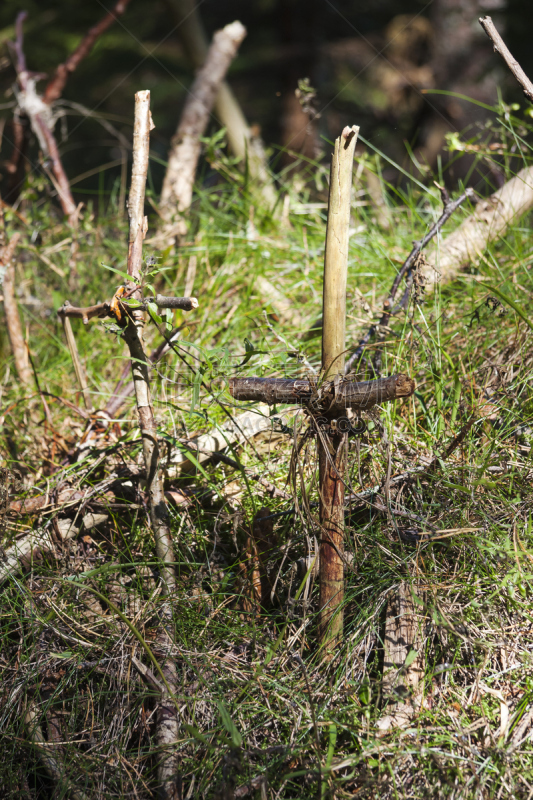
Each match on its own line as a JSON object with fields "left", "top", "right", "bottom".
{"left": 1, "top": 0, "right": 532, "bottom": 206}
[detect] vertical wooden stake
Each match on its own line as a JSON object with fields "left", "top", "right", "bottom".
{"left": 124, "top": 91, "right": 179, "bottom": 799}
{"left": 319, "top": 125, "right": 359, "bottom": 654}
{"left": 1, "top": 231, "right": 32, "bottom": 386}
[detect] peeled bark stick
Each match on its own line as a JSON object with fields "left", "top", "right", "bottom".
{"left": 1, "top": 232, "right": 32, "bottom": 385}
{"left": 12, "top": 13, "right": 78, "bottom": 227}
{"left": 229, "top": 374, "right": 414, "bottom": 411}
{"left": 424, "top": 165, "right": 533, "bottom": 284}
{"left": 124, "top": 91, "right": 179, "bottom": 800}
{"left": 59, "top": 314, "right": 93, "bottom": 411}
{"left": 319, "top": 125, "right": 359, "bottom": 655}
{"left": 479, "top": 16, "right": 533, "bottom": 104}
{"left": 322, "top": 126, "right": 359, "bottom": 380}
{"left": 160, "top": 21, "right": 247, "bottom": 231}
{"left": 165, "top": 0, "right": 276, "bottom": 208}
{"left": 124, "top": 93, "right": 173, "bottom": 591}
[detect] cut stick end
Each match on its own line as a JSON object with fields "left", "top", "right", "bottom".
{"left": 342, "top": 125, "right": 358, "bottom": 138}
{"left": 190, "top": 297, "right": 199, "bottom": 309}
{"left": 224, "top": 20, "right": 247, "bottom": 39}
{"left": 395, "top": 374, "right": 416, "bottom": 398}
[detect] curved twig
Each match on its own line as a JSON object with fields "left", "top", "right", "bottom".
{"left": 345, "top": 187, "right": 474, "bottom": 372}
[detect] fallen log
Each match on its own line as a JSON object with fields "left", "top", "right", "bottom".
{"left": 160, "top": 21, "right": 247, "bottom": 236}
{"left": 425, "top": 21, "right": 533, "bottom": 286}
{"left": 425, "top": 165, "right": 533, "bottom": 284}
{"left": 165, "top": 404, "right": 277, "bottom": 478}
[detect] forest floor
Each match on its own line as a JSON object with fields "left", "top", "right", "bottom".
{"left": 2, "top": 114, "right": 533, "bottom": 799}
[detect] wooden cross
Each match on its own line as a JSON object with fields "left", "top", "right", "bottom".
{"left": 230, "top": 126, "right": 415, "bottom": 654}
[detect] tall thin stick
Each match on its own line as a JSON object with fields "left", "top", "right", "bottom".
{"left": 123, "top": 91, "right": 179, "bottom": 799}
{"left": 319, "top": 125, "right": 359, "bottom": 654}
{"left": 125, "top": 92, "right": 175, "bottom": 590}
{"left": 1, "top": 231, "right": 31, "bottom": 385}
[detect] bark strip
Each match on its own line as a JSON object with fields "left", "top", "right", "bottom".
{"left": 160, "top": 21, "right": 246, "bottom": 234}
{"left": 377, "top": 582, "right": 425, "bottom": 733}
{"left": 229, "top": 373, "right": 414, "bottom": 411}
{"left": 319, "top": 125, "right": 359, "bottom": 654}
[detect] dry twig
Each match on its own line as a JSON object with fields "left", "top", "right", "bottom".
{"left": 43, "top": 0, "right": 131, "bottom": 104}
{"left": 11, "top": 12, "right": 78, "bottom": 226}
{"left": 479, "top": 16, "right": 533, "bottom": 104}
{"left": 346, "top": 186, "right": 474, "bottom": 372}
{"left": 9, "top": 3, "right": 130, "bottom": 222}
{"left": 24, "top": 702, "right": 90, "bottom": 800}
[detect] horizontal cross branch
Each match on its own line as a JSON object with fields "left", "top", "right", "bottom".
{"left": 57, "top": 294, "right": 198, "bottom": 324}
{"left": 229, "top": 373, "right": 415, "bottom": 412}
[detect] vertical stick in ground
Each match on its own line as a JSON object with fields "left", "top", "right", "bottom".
{"left": 1, "top": 225, "right": 31, "bottom": 386}
{"left": 319, "top": 125, "right": 359, "bottom": 654}
{"left": 123, "top": 90, "right": 179, "bottom": 799}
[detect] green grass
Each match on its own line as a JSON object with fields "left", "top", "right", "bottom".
{"left": 2, "top": 105, "right": 533, "bottom": 798}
